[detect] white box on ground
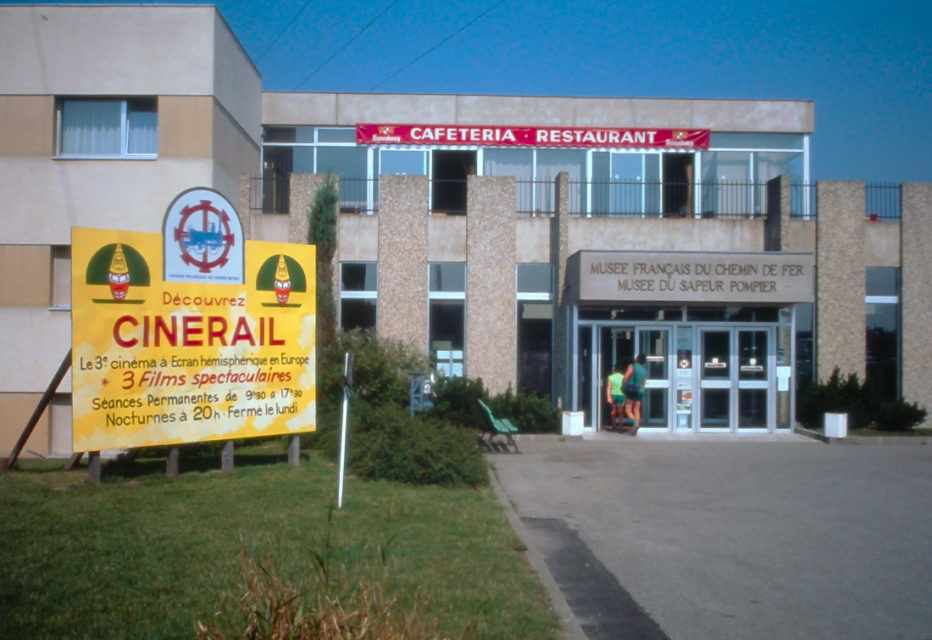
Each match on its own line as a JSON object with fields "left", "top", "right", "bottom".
{"left": 824, "top": 412, "right": 848, "bottom": 438}
{"left": 562, "top": 411, "right": 584, "bottom": 436}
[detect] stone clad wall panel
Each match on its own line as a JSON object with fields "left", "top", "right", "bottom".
{"left": 466, "top": 176, "right": 517, "bottom": 395}
{"left": 816, "top": 182, "right": 865, "bottom": 381}
{"left": 901, "top": 183, "right": 932, "bottom": 415}
{"left": 378, "top": 175, "right": 429, "bottom": 351}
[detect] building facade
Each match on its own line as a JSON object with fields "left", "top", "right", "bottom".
{"left": 1, "top": 5, "right": 930, "bottom": 456}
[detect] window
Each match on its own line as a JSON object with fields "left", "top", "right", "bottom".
{"left": 866, "top": 267, "right": 900, "bottom": 400}
{"left": 263, "top": 126, "right": 375, "bottom": 214}
{"left": 340, "top": 262, "right": 377, "bottom": 332}
{"left": 51, "top": 245, "right": 71, "bottom": 310}
{"left": 429, "top": 263, "right": 466, "bottom": 376}
{"left": 58, "top": 98, "right": 157, "bottom": 158}
{"left": 517, "top": 264, "right": 553, "bottom": 396}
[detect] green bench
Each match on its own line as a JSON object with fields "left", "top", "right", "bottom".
{"left": 478, "top": 399, "right": 519, "bottom": 452}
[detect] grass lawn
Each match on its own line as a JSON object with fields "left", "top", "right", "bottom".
{"left": 0, "top": 440, "right": 561, "bottom": 639}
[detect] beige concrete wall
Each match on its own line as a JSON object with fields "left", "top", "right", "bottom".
{"left": 569, "top": 218, "right": 765, "bottom": 253}
{"left": 428, "top": 217, "right": 467, "bottom": 262}
{"left": 785, "top": 220, "right": 816, "bottom": 253}
{"left": 0, "top": 94, "right": 220, "bottom": 244}
{"left": 516, "top": 218, "right": 551, "bottom": 262}
{"left": 864, "top": 222, "right": 900, "bottom": 267}
{"left": 901, "top": 184, "right": 932, "bottom": 415}
{"left": 160, "top": 96, "right": 214, "bottom": 158}
{"left": 0, "top": 95, "right": 54, "bottom": 156}
{"left": 465, "top": 176, "right": 517, "bottom": 394}
{"left": 378, "top": 175, "right": 429, "bottom": 350}
{"left": 0, "top": 5, "right": 261, "bottom": 458}
{"left": 338, "top": 214, "right": 379, "bottom": 261}
{"left": 262, "top": 92, "right": 813, "bottom": 133}
{"left": 212, "top": 100, "right": 261, "bottom": 205}
{"left": 212, "top": 10, "right": 261, "bottom": 146}
{"left": 1, "top": 6, "right": 220, "bottom": 96}
{"left": 816, "top": 182, "right": 865, "bottom": 381}
{"left": 249, "top": 213, "right": 290, "bottom": 243}
{"left": 0, "top": 393, "right": 50, "bottom": 459}
{"left": 0, "top": 158, "right": 217, "bottom": 244}
{"left": 0, "top": 245, "right": 50, "bottom": 306}
{"left": 0, "top": 308, "right": 71, "bottom": 392}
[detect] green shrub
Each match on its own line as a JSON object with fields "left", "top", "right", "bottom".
{"left": 798, "top": 367, "right": 927, "bottom": 432}
{"left": 428, "top": 377, "right": 559, "bottom": 434}
{"left": 872, "top": 399, "right": 928, "bottom": 432}
{"left": 490, "top": 387, "right": 560, "bottom": 434}
{"left": 427, "top": 375, "right": 489, "bottom": 429}
{"left": 318, "top": 330, "right": 429, "bottom": 414}
{"left": 350, "top": 403, "right": 487, "bottom": 488}
{"left": 798, "top": 368, "right": 868, "bottom": 430}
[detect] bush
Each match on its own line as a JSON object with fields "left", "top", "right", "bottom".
{"left": 427, "top": 376, "right": 489, "bottom": 429}
{"left": 490, "top": 387, "right": 560, "bottom": 434}
{"left": 872, "top": 399, "right": 928, "bottom": 432}
{"left": 798, "top": 367, "right": 927, "bottom": 432}
{"left": 318, "top": 330, "right": 429, "bottom": 414}
{"left": 350, "top": 403, "right": 487, "bottom": 488}
{"left": 798, "top": 368, "right": 869, "bottom": 430}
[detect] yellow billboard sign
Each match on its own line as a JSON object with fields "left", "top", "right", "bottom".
{"left": 71, "top": 227, "right": 316, "bottom": 451}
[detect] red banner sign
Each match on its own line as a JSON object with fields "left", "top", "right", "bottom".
{"left": 357, "top": 124, "right": 710, "bottom": 149}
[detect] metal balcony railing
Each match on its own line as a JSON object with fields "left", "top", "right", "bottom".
{"left": 790, "top": 183, "right": 817, "bottom": 220}
{"left": 516, "top": 180, "right": 556, "bottom": 217}
{"left": 338, "top": 177, "right": 378, "bottom": 215}
{"left": 566, "top": 180, "right": 777, "bottom": 219}
{"left": 429, "top": 179, "right": 467, "bottom": 215}
{"left": 250, "top": 174, "right": 901, "bottom": 223}
{"left": 865, "top": 183, "right": 900, "bottom": 221}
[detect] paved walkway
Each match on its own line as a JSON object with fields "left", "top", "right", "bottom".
{"left": 489, "top": 432, "right": 932, "bottom": 640}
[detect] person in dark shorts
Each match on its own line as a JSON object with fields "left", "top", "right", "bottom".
{"left": 623, "top": 353, "right": 648, "bottom": 434}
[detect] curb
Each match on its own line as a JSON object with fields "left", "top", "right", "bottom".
{"left": 795, "top": 426, "right": 932, "bottom": 445}
{"left": 486, "top": 463, "right": 587, "bottom": 640}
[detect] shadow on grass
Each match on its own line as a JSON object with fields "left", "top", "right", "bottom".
{"left": 92, "top": 440, "right": 315, "bottom": 480}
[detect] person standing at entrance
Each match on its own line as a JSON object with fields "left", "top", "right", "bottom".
{"left": 623, "top": 353, "right": 648, "bottom": 434}
{"left": 605, "top": 364, "right": 625, "bottom": 430}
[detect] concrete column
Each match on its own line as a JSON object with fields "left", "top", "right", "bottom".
{"left": 288, "top": 174, "right": 329, "bottom": 245}
{"left": 901, "top": 183, "right": 932, "bottom": 413}
{"left": 815, "top": 181, "right": 865, "bottom": 381}
{"left": 378, "top": 175, "right": 429, "bottom": 351}
{"left": 552, "top": 173, "right": 571, "bottom": 409}
{"left": 238, "top": 174, "right": 253, "bottom": 240}
{"left": 764, "top": 175, "right": 790, "bottom": 251}
{"left": 465, "top": 175, "right": 516, "bottom": 395}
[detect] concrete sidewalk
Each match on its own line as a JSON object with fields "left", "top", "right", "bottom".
{"left": 489, "top": 432, "right": 932, "bottom": 640}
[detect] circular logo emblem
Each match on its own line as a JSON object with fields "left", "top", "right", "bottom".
{"left": 173, "top": 200, "right": 235, "bottom": 273}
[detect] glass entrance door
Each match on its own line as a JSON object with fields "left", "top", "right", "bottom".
{"left": 738, "top": 329, "right": 771, "bottom": 430}
{"left": 699, "top": 329, "right": 731, "bottom": 430}
{"left": 698, "top": 327, "right": 774, "bottom": 432}
{"left": 604, "top": 327, "right": 671, "bottom": 430}
{"left": 639, "top": 328, "right": 670, "bottom": 428}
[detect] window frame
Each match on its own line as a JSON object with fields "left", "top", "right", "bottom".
{"left": 339, "top": 262, "right": 378, "bottom": 332}
{"left": 57, "top": 97, "right": 158, "bottom": 159}
{"left": 865, "top": 267, "right": 901, "bottom": 400}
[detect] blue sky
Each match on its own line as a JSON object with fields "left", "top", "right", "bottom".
{"left": 9, "top": 0, "right": 931, "bottom": 183}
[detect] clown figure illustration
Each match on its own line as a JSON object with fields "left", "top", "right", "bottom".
{"left": 274, "top": 254, "right": 291, "bottom": 305}
{"left": 108, "top": 244, "right": 130, "bottom": 302}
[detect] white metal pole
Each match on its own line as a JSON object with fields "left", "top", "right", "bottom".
{"left": 337, "top": 352, "right": 349, "bottom": 508}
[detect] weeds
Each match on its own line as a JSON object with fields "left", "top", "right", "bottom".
{"left": 197, "top": 512, "right": 471, "bottom": 640}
